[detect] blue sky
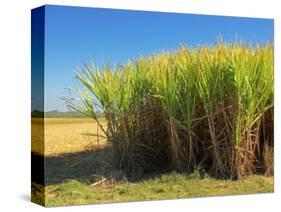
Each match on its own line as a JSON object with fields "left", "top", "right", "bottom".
{"left": 39, "top": 5, "right": 273, "bottom": 111}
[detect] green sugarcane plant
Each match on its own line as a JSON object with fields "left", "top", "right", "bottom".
{"left": 65, "top": 40, "right": 273, "bottom": 179}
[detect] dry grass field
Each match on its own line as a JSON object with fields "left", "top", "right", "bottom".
{"left": 32, "top": 118, "right": 107, "bottom": 156}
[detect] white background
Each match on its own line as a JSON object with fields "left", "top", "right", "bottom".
{"left": 0, "top": 0, "right": 280, "bottom": 211}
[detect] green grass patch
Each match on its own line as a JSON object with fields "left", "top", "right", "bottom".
{"left": 42, "top": 173, "right": 273, "bottom": 207}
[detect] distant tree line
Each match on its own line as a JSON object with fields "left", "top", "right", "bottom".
{"left": 31, "top": 110, "right": 105, "bottom": 118}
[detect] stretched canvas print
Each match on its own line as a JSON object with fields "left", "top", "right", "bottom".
{"left": 31, "top": 5, "right": 274, "bottom": 207}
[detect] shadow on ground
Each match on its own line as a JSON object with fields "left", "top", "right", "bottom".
{"left": 31, "top": 146, "right": 116, "bottom": 186}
